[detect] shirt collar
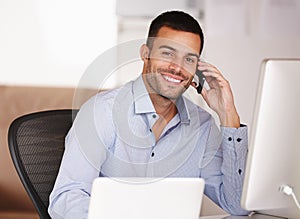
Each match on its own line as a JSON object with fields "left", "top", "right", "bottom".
{"left": 176, "top": 95, "right": 191, "bottom": 124}
{"left": 132, "top": 75, "right": 156, "bottom": 114}
{"left": 132, "top": 75, "right": 191, "bottom": 124}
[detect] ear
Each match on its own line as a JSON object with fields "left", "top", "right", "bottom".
{"left": 190, "top": 76, "right": 198, "bottom": 89}
{"left": 191, "top": 81, "right": 197, "bottom": 89}
{"left": 140, "top": 44, "right": 150, "bottom": 62}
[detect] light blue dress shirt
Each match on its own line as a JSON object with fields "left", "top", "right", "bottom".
{"left": 48, "top": 75, "right": 249, "bottom": 218}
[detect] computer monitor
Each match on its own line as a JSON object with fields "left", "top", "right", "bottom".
{"left": 241, "top": 59, "right": 300, "bottom": 219}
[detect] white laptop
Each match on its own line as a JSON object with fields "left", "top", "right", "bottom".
{"left": 88, "top": 177, "right": 205, "bottom": 219}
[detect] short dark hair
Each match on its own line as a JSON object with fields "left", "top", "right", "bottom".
{"left": 146, "top": 10, "right": 204, "bottom": 55}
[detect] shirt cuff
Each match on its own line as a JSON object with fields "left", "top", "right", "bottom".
{"left": 220, "top": 125, "right": 248, "bottom": 182}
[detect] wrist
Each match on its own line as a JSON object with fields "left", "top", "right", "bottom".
{"left": 219, "top": 109, "right": 240, "bottom": 128}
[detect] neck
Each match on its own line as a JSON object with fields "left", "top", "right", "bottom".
{"left": 141, "top": 73, "right": 178, "bottom": 123}
{"left": 149, "top": 93, "right": 178, "bottom": 123}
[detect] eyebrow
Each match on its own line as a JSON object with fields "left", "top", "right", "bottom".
{"left": 158, "top": 45, "right": 199, "bottom": 59}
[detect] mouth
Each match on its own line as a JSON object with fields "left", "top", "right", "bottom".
{"left": 161, "top": 73, "right": 184, "bottom": 84}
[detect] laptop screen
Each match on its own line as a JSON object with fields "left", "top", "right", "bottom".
{"left": 88, "top": 177, "right": 205, "bottom": 219}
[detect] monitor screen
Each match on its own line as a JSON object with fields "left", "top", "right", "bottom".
{"left": 241, "top": 59, "right": 300, "bottom": 218}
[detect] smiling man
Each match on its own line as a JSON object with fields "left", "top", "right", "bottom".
{"left": 49, "top": 11, "right": 249, "bottom": 218}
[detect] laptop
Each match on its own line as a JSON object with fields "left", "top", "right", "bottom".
{"left": 88, "top": 177, "right": 205, "bottom": 219}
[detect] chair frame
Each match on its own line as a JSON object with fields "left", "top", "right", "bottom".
{"left": 8, "top": 109, "right": 78, "bottom": 219}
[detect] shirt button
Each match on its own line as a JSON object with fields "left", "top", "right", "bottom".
{"left": 151, "top": 152, "right": 155, "bottom": 157}
{"left": 238, "top": 169, "right": 242, "bottom": 175}
{"left": 152, "top": 114, "right": 157, "bottom": 119}
{"left": 237, "top": 138, "right": 242, "bottom": 142}
{"left": 228, "top": 137, "right": 232, "bottom": 141}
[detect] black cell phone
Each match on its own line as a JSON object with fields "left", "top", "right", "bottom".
{"left": 195, "top": 69, "right": 205, "bottom": 94}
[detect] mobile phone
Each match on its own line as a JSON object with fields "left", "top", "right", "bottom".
{"left": 194, "top": 69, "right": 205, "bottom": 94}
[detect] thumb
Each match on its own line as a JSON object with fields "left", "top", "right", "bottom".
{"left": 201, "top": 87, "right": 209, "bottom": 103}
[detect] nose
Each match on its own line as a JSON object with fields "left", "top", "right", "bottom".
{"left": 168, "top": 61, "right": 183, "bottom": 74}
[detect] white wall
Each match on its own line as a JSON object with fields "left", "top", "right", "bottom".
{"left": 0, "top": 0, "right": 117, "bottom": 87}
{"left": 1, "top": 0, "right": 300, "bottom": 128}
{"left": 203, "top": 1, "right": 300, "bottom": 127}
{"left": 116, "top": 0, "right": 300, "bottom": 129}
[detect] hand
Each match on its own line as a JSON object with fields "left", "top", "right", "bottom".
{"left": 198, "top": 61, "right": 240, "bottom": 128}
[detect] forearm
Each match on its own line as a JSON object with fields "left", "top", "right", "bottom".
{"left": 219, "top": 107, "right": 240, "bottom": 128}
{"left": 201, "top": 124, "right": 250, "bottom": 215}
{"left": 49, "top": 187, "right": 91, "bottom": 219}
{"left": 221, "top": 127, "right": 248, "bottom": 215}
{"left": 219, "top": 126, "right": 249, "bottom": 214}
{"left": 48, "top": 128, "right": 101, "bottom": 218}
{"left": 221, "top": 127, "right": 248, "bottom": 187}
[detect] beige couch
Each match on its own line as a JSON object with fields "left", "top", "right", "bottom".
{"left": 0, "top": 85, "right": 226, "bottom": 218}
{"left": 0, "top": 85, "right": 97, "bottom": 218}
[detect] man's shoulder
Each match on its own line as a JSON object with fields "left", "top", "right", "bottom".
{"left": 88, "top": 82, "right": 133, "bottom": 105}
{"left": 181, "top": 95, "right": 213, "bottom": 126}
{"left": 182, "top": 95, "right": 209, "bottom": 114}
{"left": 96, "top": 87, "right": 122, "bottom": 101}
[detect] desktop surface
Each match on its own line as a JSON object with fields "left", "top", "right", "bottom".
{"left": 199, "top": 213, "right": 285, "bottom": 219}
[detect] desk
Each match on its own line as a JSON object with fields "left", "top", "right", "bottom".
{"left": 199, "top": 214, "right": 285, "bottom": 219}
{"left": 0, "top": 211, "right": 39, "bottom": 219}
{"left": 200, "top": 196, "right": 287, "bottom": 219}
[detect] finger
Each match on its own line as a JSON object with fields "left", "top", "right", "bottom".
{"left": 202, "top": 71, "right": 225, "bottom": 83}
{"left": 198, "top": 60, "right": 224, "bottom": 74}
{"left": 198, "top": 68, "right": 224, "bottom": 83}
{"left": 197, "top": 61, "right": 228, "bottom": 87}
{"left": 200, "top": 86, "right": 208, "bottom": 102}
{"left": 201, "top": 76, "right": 216, "bottom": 89}
{"left": 198, "top": 61, "right": 220, "bottom": 72}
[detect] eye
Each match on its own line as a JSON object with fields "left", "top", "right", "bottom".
{"left": 185, "top": 57, "right": 196, "bottom": 64}
{"left": 161, "top": 51, "right": 175, "bottom": 58}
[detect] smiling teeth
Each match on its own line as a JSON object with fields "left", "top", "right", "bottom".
{"left": 163, "top": 75, "right": 181, "bottom": 83}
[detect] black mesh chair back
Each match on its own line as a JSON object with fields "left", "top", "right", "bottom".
{"left": 8, "top": 109, "right": 78, "bottom": 219}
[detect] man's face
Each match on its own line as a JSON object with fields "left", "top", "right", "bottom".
{"left": 142, "top": 26, "right": 201, "bottom": 100}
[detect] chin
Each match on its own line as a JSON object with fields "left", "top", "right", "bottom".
{"left": 159, "top": 87, "right": 186, "bottom": 100}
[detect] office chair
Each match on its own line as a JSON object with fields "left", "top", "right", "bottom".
{"left": 8, "top": 109, "right": 78, "bottom": 219}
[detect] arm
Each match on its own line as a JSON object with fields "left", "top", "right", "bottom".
{"left": 48, "top": 127, "right": 99, "bottom": 219}
{"left": 200, "top": 122, "right": 250, "bottom": 215}
{"left": 197, "top": 61, "right": 250, "bottom": 215}
{"left": 49, "top": 94, "right": 113, "bottom": 219}
{"left": 198, "top": 61, "right": 240, "bottom": 128}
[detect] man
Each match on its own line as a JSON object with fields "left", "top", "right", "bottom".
{"left": 49, "top": 10, "right": 249, "bottom": 218}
